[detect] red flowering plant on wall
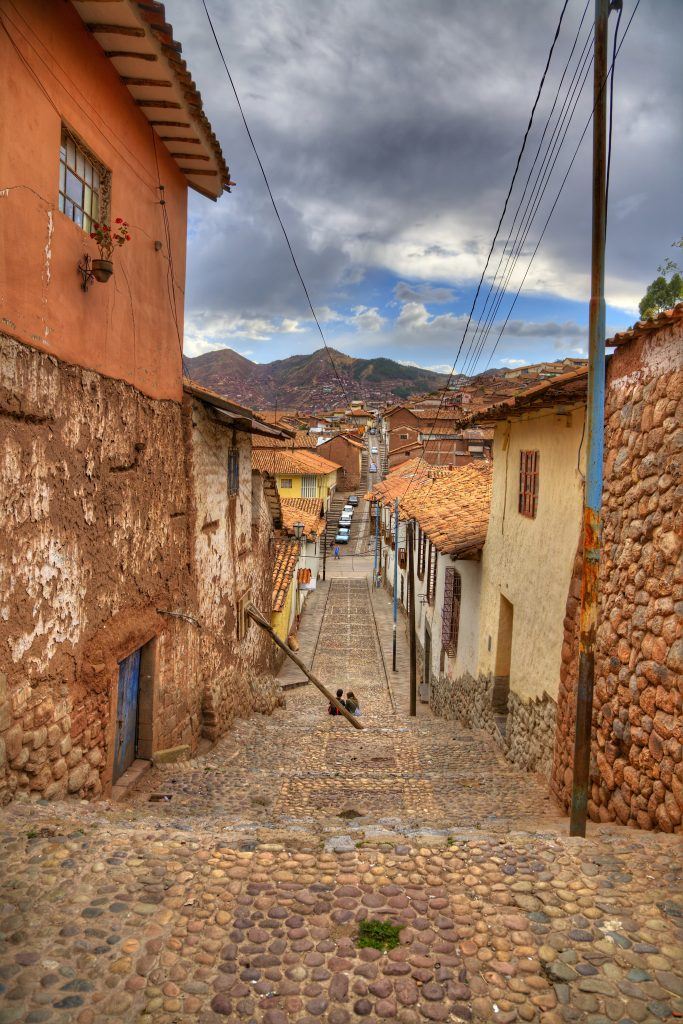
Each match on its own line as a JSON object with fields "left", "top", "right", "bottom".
{"left": 90, "top": 218, "right": 132, "bottom": 260}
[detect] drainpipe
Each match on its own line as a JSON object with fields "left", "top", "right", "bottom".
{"left": 570, "top": 0, "right": 610, "bottom": 838}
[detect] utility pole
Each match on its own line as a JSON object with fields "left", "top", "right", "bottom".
{"left": 407, "top": 519, "right": 417, "bottom": 716}
{"left": 322, "top": 523, "right": 327, "bottom": 582}
{"left": 392, "top": 497, "right": 399, "bottom": 671}
{"left": 373, "top": 500, "right": 379, "bottom": 583}
{"left": 570, "top": 0, "right": 610, "bottom": 838}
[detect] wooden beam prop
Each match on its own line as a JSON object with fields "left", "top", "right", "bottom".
{"left": 246, "top": 604, "right": 364, "bottom": 730}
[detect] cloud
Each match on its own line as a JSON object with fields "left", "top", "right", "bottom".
{"left": 350, "top": 305, "right": 386, "bottom": 332}
{"left": 184, "top": 311, "right": 304, "bottom": 356}
{"left": 393, "top": 281, "right": 457, "bottom": 304}
{"left": 164, "top": 0, "right": 680, "bottom": 364}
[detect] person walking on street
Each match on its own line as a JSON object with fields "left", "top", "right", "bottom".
{"left": 334, "top": 544, "right": 340, "bottom": 559}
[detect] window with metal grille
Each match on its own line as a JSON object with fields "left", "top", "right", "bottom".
{"left": 228, "top": 447, "right": 239, "bottom": 496}
{"left": 59, "top": 127, "right": 109, "bottom": 233}
{"left": 441, "top": 568, "right": 461, "bottom": 656}
{"left": 417, "top": 527, "right": 427, "bottom": 580}
{"left": 519, "top": 450, "right": 539, "bottom": 518}
{"left": 280, "top": 478, "right": 293, "bottom": 489}
{"left": 426, "top": 541, "right": 438, "bottom": 605}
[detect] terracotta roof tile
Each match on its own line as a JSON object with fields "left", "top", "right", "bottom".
{"left": 280, "top": 497, "right": 326, "bottom": 540}
{"left": 462, "top": 366, "right": 588, "bottom": 425}
{"left": 253, "top": 431, "right": 318, "bottom": 449}
{"left": 399, "top": 462, "right": 492, "bottom": 558}
{"left": 252, "top": 448, "right": 341, "bottom": 477}
{"left": 272, "top": 538, "right": 299, "bottom": 612}
{"left": 607, "top": 302, "right": 683, "bottom": 347}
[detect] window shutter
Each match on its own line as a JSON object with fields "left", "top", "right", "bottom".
{"left": 441, "top": 568, "right": 462, "bottom": 655}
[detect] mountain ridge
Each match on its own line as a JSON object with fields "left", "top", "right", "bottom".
{"left": 184, "top": 346, "right": 451, "bottom": 410}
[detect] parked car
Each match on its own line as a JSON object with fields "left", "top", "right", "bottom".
{"left": 343, "top": 504, "right": 354, "bottom": 514}
{"left": 335, "top": 531, "right": 349, "bottom": 544}
{"left": 339, "top": 517, "right": 352, "bottom": 529}
{"left": 370, "top": 446, "right": 378, "bottom": 454}
{"left": 348, "top": 495, "right": 359, "bottom": 506}
{"left": 370, "top": 463, "right": 378, "bottom": 473}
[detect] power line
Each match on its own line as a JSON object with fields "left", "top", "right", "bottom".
{"left": 479, "top": 0, "right": 638, "bottom": 373}
{"left": 199, "top": 0, "right": 354, "bottom": 411}
{"left": 400, "top": 0, "right": 572, "bottom": 500}
{"left": 459, "top": 6, "right": 594, "bottom": 378}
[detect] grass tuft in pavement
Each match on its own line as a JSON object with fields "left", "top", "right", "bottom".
{"left": 357, "top": 918, "right": 401, "bottom": 951}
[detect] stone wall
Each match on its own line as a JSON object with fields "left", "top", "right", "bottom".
{"left": 0, "top": 333, "right": 199, "bottom": 803}
{"left": 550, "top": 545, "right": 583, "bottom": 810}
{"left": 590, "top": 321, "right": 682, "bottom": 831}
{"left": 431, "top": 670, "right": 557, "bottom": 780}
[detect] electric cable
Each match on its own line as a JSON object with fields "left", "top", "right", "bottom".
{"left": 479, "top": 0, "right": 639, "bottom": 372}
{"left": 400, "top": 0, "right": 572, "bottom": 500}
{"left": 199, "top": 0, "right": 354, "bottom": 411}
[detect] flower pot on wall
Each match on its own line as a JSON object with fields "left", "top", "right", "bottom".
{"left": 92, "top": 259, "right": 113, "bottom": 283}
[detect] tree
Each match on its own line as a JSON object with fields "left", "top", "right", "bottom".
{"left": 639, "top": 239, "right": 683, "bottom": 319}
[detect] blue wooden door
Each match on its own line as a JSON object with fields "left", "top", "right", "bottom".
{"left": 114, "top": 648, "right": 141, "bottom": 781}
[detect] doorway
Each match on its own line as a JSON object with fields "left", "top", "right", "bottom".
{"left": 114, "top": 648, "right": 141, "bottom": 782}
{"left": 493, "top": 594, "right": 513, "bottom": 735}
{"left": 113, "top": 640, "right": 155, "bottom": 783}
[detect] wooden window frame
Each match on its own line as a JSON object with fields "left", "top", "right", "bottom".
{"left": 426, "top": 541, "right": 438, "bottom": 605}
{"left": 519, "top": 450, "right": 540, "bottom": 518}
{"left": 228, "top": 447, "right": 239, "bottom": 496}
{"left": 280, "top": 478, "right": 293, "bottom": 489}
{"left": 417, "top": 527, "right": 427, "bottom": 581}
{"left": 58, "top": 126, "right": 110, "bottom": 234}
{"left": 441, "top": 568, "right": 462, "bottom": 656}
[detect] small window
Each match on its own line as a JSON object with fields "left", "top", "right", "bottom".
{"left": 519, "top": 450, "right": 539, "bottom": 518}
{"left": 400, "top": 433, "right": 409, "bottom": 440}
{"left": 417, "top": 528, "right": 427, "bottom": 581}
{"left": 228, "top": 447, "right": 239, "bottom": 496}
{"left": 58, "top": 127, "right": 109, "bottom": 233}
{"left": 441, "top": 568, "right": 461, "bottom": 656}
{"left": 426, "top": 541, "right": 438, "bottom": 605}
{"left": 280, "top": 478, "right": 293, "bottom": 489}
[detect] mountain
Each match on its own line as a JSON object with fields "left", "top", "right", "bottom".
{"left": 184, "top": 347, "right": 451, "bottom": 410}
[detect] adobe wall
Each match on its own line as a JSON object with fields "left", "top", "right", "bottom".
{"left": 0, "top": 2, "right": 187, "bottom": 401}
{"left": 591, "top": 323, "right": 682, "bottom": 831}
{"left": 0, "top": 333, "right": 199, "bottom": 804}
{"left": 188, "top": 400, "right": 282, "bottom": 741}
{"left": 317, "top": 436, "right": 361, "bottom": 489}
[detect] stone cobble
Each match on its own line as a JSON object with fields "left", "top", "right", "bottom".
{"left": 0, "top": 579, "right": 681, "bottom": 1023}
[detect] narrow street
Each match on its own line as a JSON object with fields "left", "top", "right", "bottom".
{"left": 1, "top": 561, "right": 681, "bottom": 1024}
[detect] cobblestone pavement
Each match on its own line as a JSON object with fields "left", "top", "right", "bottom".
{"left": 1, "top": 579, "right": 681, "bottom": 1023}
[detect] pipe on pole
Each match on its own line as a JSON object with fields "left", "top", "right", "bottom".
{"left": 392, "top": 497, "right": 399, "bottom": 671}
{"left": 570, "top": 0, "right": 610, "bottom": 837}
{"left": 246, "top": 603, "right": 363, "bottom": 730}
{"left": 407, "top": 519, "right": 417, "bottom": 716}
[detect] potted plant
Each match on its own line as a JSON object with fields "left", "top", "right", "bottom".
{"left": 89, "top": 218, "right": 131, "bottom": 283}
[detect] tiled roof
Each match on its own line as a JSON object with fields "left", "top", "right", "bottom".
{"left": 280, "top": 497, "right": 326, "bottom": 540}
{"left": 253, "top": 432, "right": 319, "bottom": 450}
{"left": 462, "top": 367, "right": 588, "bottom": 425}
{"left": 71, "top": 1, "right": 231, "bottom": 198}
{"left": 252, "top": 448, "right": 341, "bottom": 477}
{"left": 365, "top": 458, "right": 449, "bottom": 505}
{"left": 272, "top": 538, "right": 299, "bottom": 612}
{"left": 399, "top": 463, "right": 493, "bottom": 558}
{"left": 607, "top": 303, "right": 683, "bottom": 347}
{"left": 318, "top": 434, "right": 365, "bottom": 451}
{"left": 183, "top": 379, "right": 293, "bottom": 439}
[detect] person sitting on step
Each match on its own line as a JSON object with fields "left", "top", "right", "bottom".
{"left": 328, "top": 688, "right": 346, "bottom": 715}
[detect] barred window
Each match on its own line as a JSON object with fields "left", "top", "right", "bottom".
{"left": 519, "top": 450, "right": 539, "bottom": 518}
{"left": 426, "top": 541, "right": 438, "bottom": 605}
{"left": 59, "top": 127, "right": 109, "bottom": 233}
{"left": 417, "top": 527, "right": 427, "bottom": 580}
{"left": 441, "top": 568, "right": 462, "bottom": 656}
{"left": 280, "top": 478, "right": 293, "bottom": 489}
{"left": 228, "top": 447, "right": 239, "bottom": 496}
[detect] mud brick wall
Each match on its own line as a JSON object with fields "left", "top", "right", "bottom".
{"left": 591, "top": 322, "right": 682, "bottom": 831}
{"left": 188, "top": 399, "right": 280, "bottom": 741}
{"left": 0, "top": 333, "right": 199, "bottom": 803}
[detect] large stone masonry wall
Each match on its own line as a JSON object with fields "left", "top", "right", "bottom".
{"left": 550, "top": 545, "right": 583, "bottom": 810}
{"left": 0, "top": 333, "right": 199, "bottom": 804}
{"left": 591, "top": 324, "right": 682, "bottom": 831}
{"left": 430, "top": 671, "right": 557, "bottom": 780}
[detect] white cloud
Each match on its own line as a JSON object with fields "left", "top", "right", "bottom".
{"left": 183, "top": 311, "right": 304, "bottom": 356}
{"left": 500, "top": 358, "right": 526, "bottom": 367}
{"left": 350, "top": 305, "right": 386, "bottom": 332}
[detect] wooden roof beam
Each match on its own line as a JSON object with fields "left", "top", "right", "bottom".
{"left": 104, "top": 50, "right": 158, "bottom": 59}
{"left": 86, "top": 23, "right": 145, "bottom": 36}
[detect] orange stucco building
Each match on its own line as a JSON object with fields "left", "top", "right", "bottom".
{"left": 0, "top": 0, "right": 230, "bottom": 400}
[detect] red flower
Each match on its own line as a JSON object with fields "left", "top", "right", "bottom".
{"left": 125, "top": 234, "right": 131, "bottom": 241}
{"left": 93, "top": 222, "right": 99, "bottom": 229}
{"left": 90, "top": 232, "right": 96, "bottom": 239}
{"left": 115, "top": 217, "right": 123, "bottom": 224}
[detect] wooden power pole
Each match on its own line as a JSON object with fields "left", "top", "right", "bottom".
{"left": 407, "top": 520, "right": 417, "bottom": 716}
{"left": 570, "top": 0, "right": 610, "bottom": 837}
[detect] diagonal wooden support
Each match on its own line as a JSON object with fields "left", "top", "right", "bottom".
{"left": 246, "top": 603, "right": 364, "bottom": 730}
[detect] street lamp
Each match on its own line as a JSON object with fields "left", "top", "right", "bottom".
{"left": 293, "top": 522, "right": 305, "bottom": 541}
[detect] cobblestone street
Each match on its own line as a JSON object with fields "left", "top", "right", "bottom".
{"left": 1, "top": 573, "right": 681, "bottom": 1024}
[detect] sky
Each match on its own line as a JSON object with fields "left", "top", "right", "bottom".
{"left": 165, "top": 0, "right": 682, "bottom": 373}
